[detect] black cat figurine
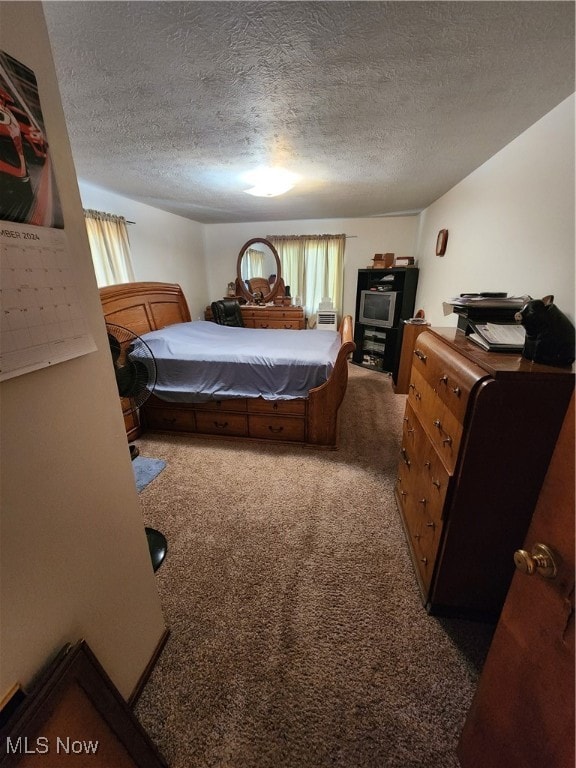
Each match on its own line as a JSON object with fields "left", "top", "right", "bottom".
{"left": 515, "top": 295, "right": 575, "bottom": 367}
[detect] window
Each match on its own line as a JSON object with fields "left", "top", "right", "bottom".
{"left": 268, "top": 234, "right": 345, "bottom": 316}
{"left": 84, "top": 209, "right": 135, "bottom": 287}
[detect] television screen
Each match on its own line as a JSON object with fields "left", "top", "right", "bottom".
{"left": 359, "top": 290, "right": 398, "bottom": 328}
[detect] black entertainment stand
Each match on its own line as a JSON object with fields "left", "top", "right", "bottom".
{"left": 352, "top": 267, "right": 419, "bottom": 381}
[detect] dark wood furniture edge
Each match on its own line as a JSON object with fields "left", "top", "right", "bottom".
{"left": 128, "top": 627, "right": 170, "bottom": 708}
{"left": 427, "top": 327, "right": 576, "bottom": 379}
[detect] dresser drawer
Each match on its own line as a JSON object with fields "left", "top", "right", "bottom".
{"left": 193, "top": 399, "right": 247, "bottom": 412}
{"left": 398, "top": 402, "right": 450, "bottom": 542}
{"left": 242, "top": 307, "right": 305, "bottom": 329}
{"left": 248, "top": 414, "right": 306, "bottom": 442}
{"left": 411, "top": 332, "right": 486, "bottom": 423}
{"left": 241, "top": 307, "right": 303, "bottom": 320}
{"left": 195, "top": 411, "right": 248, "bottom": 436}
{"left": 397, "top": 406, "right": 429, "bottom": 541}
{"left": 408, "top": 367, "right": 463, "bottom": 473}
{"left": 143, "top": 406, "right": 196, "bottom": 432}
{"left": 412, "top": 523, "right": 441, "bottom": 592}
{"left": 269, "top": 320, "right": 303, "bottom": 329}
{"left": 253, "top": 319, "right": 301, "bottom": 329}
{"left": 248, "top": 398, "right": 306, "bottom": 415}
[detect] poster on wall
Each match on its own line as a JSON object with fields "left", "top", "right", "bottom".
{"left": 0, "top": 222, "right": 96, "bottom": 381}
{"left": 0, "top": 49, "right": 64, "bottom": 228}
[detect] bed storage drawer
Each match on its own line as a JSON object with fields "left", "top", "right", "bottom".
{"left": 194, "top": 399, "right": 247, "bottom": 412}
{"left": 195, "top": 411, "right": 248, "bottom": 436}
{"left": 248, "top": 414, "right": 306, "bottom": 442}
{"left": 143, "top": 407, "right": 197, "bottom": 432}
{"left": 247, "top": 399, "right": 306, "bottom": 415}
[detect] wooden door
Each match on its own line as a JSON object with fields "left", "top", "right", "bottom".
{"left": 457, "top": 393, "right": 575, "bottom": 768}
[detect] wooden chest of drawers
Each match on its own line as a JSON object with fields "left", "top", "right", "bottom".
{"left": 395, "top": 328, "right": 574, "bottom": 620}
{"left": 204, "top": 304, "right": 305, "bottom": 329}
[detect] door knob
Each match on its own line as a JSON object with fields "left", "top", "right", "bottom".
{"left": 513, "top": 543, "right": 558, "bottom": 579}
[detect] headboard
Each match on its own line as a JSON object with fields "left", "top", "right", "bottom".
{"left": 99, "top": 282, "right": 191, "bottom": 335}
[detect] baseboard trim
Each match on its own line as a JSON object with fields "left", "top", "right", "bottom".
{"left": 128, "top": 627, "right": 170, "bottom": 708}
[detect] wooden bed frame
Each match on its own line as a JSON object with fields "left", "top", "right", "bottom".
{"left": 100, "top": 282, "right": 355, "bottom": 448}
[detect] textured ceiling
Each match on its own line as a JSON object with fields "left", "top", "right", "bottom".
{"left": 43, "top": 1, "right": 575, "bottom": 224}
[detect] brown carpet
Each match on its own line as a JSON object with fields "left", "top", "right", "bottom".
{"left": 134, "top": 363, "right": 494, "bottom": 768}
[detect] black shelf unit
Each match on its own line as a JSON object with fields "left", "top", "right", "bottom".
{"left": 352, "top": 267, "right": 419, "bottom": 379}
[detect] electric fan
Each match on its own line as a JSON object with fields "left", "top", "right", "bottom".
{"left": 106, "top": 323, "right": 157, "bottom": 417}
{"left": 106, "top": 323, "right": 167, "bottom": 572}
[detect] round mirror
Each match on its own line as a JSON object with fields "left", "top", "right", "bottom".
{"left": 236, "top": 238, "right": 282, "bottom": 303}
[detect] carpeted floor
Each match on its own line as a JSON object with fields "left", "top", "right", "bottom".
{"left": 134, "top": 363, "right": 494, "bottom": 768}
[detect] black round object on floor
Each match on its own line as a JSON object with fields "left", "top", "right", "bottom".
{"left": 145, "top": 527, "right": 167, "bottom": 572}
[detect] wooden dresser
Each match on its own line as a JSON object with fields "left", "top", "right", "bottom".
{"left": 205, "top": 304, "right": 305, "bottom": 329}
{"left": 395, "top": 327, "right": 574, "bottom": 620}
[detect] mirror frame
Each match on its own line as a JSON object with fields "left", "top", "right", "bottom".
{"left": 236, "top": 238, "right": 282, "bottom": 303}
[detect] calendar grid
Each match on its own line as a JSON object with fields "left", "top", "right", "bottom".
{"left": 0, "top": 223, "right": 96, "bottom": 381}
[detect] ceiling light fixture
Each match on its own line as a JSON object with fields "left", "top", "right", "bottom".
{"left": 243, "top": 167, "right": 298, "bottom": 197}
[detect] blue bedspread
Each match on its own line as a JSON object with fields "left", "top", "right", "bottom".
{"left": 139, "top": 321, "right": 341, "bottom": 402}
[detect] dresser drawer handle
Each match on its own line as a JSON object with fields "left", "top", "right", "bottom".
{"left": 424, "top": 460, "right": 431, "bottom": 468}
{"left": 415, "top": 392, "right": 421, "bottom": 400}
{"left": 426, "top": 521, "right": 436, "bottom": 529}
{"left": 163, "top": 417, "right": 177, "bottom": 424}
{"left": 259, "top": 323, "right": 270, "bottom": 329}
{"left": 420, "top": 557, "right": 428, "bottom": 565}
{"left": 439, "top": 375, "right": 448, "bottom": 384}
{"left": 414, "top": 349, "right": 427, "bottom": 361}
{"left": 418, "top": 498, "right": 427, "bottom": 506}
{"left": 408, "top": 383, "right": 415, "bottom": 391}
{"left": 432, "top": 479, "right": 441, "bottom": 489}
{"left": 452, "top": 386, "right": 462, "bottom": 396}
{"left": 407, "top": 427, "right": 414, "bottom": 434}
{"left": 433, "top": 418, "right": 442, "bottom": 429}
{"left": 401, "top": 448, "right": 411, "bottom": 466}
{"left": 268, "top": 425, "right": 284, "bottom": 433}
{"left": 442, "top": 435, "right": 453, "bottom": 446}
{"left": 213, "top": 421, "right": 229, "bottom": 429}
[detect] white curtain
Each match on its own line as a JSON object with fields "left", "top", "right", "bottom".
{"left": 84, "top": 209, "right": 135, "bottom": 287}
{"left": 244, "top": 247, "right": 265, "bottom": 277}
{"left": 268, "top": 234, "right": 345, "bottom": 316}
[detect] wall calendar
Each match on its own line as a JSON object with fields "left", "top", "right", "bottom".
{"left": 0, "top": 221, "right": 96, "bottom": 382}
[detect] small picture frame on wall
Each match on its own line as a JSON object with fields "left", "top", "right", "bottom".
{"left": 436, "top": 229, "right": 449, "bottom": 256}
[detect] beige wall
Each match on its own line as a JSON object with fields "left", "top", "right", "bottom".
{"left": 79, "top": 181, "right": 209, "bottom": 320}
{"left": 0, "top": 3, "right": 165, "bottom": 699}
{"left": 414, "top": 95, "right": 575, "bottom": 327}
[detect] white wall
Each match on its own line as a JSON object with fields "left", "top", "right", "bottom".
{"left": 203, "top": 217, "right": 419, "bottom": 318}
{"left": 0, "top": 3, "right": 165, "bottom": 699}
{"left": 79, "top": 181, "right": 208, "bottom": 320}
{"left": 414, "top": 95, "right": 575, "bottom": 327}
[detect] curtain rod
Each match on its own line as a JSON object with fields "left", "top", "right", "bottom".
{"left": 123, "top": 223, "right": 356, "bottom": 234}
